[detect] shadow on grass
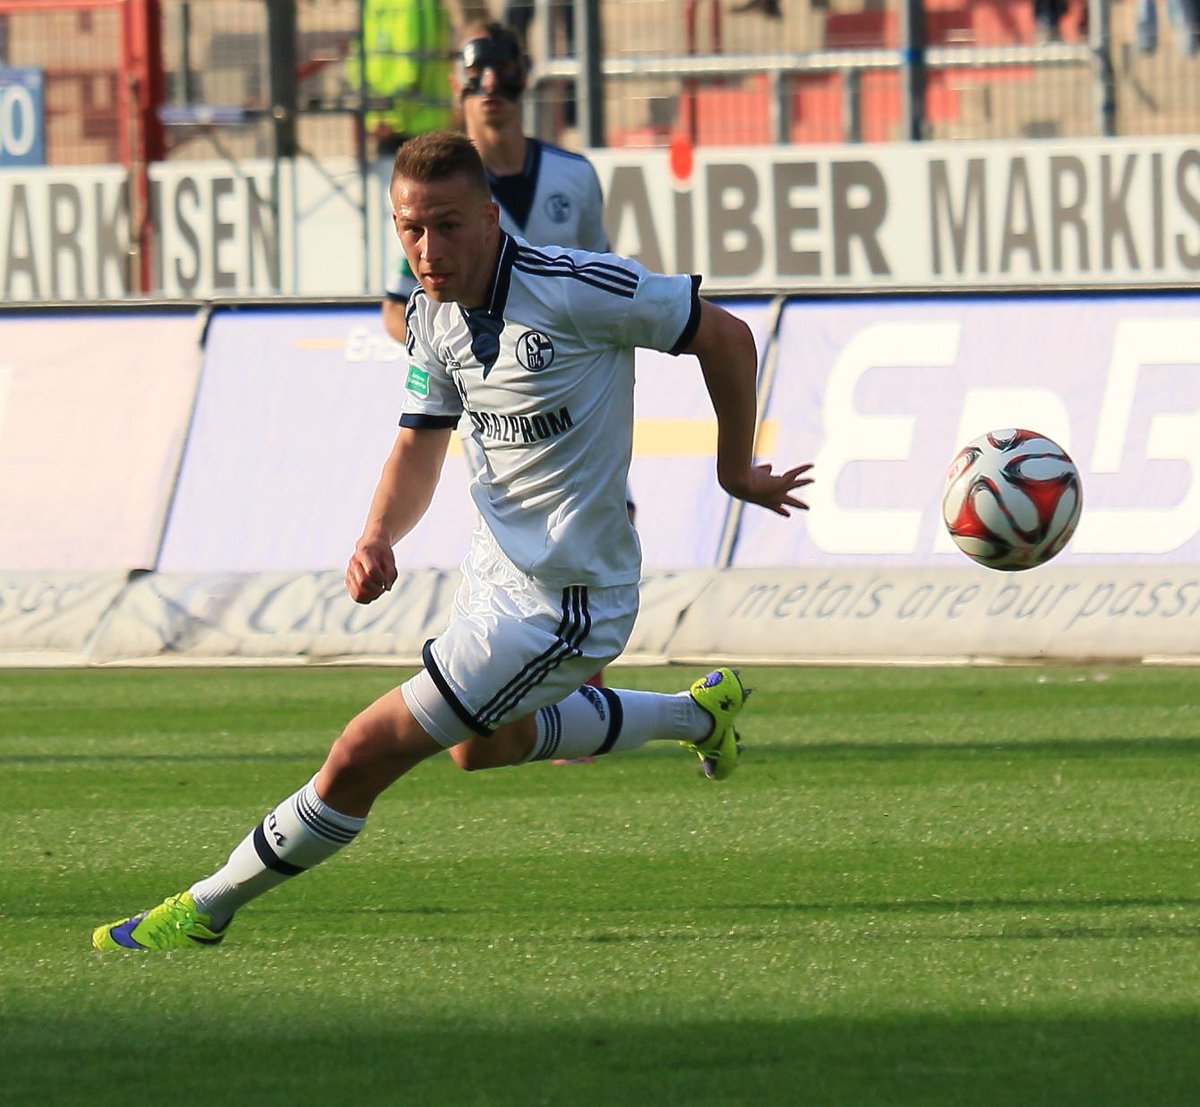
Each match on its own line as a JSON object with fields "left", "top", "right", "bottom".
{"left": 270, "top": 894, "right": 1200, "bottom": 932}
{"left": 757, "top": 735, "right": 1200, "bottom": 761}
{"left": 10, "top": 734, "right": 1199, "bottom": 768}
{"left": 0, "top": 752, "right": 316, "bottom": 766}
{"left": 7, "top": 1008, "right": 1199, "bottom": 1107}
{"left": 22, "top": 895, "right": 1200, "bottom": 945}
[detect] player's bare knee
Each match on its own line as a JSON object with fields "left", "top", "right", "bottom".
{"left": 450, "top": 727, "right": 534, "bottom": 772}
{"left": 449, "top": 738, "right": 503, "bottom": 772}
{"left": 322, "top": 729, "right": 368, "bottom": 789}
{"left": 327, "top": 716, "right": 399, "bottom": 779}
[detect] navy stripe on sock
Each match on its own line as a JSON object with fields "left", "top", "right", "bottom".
{"left": 592, "top": 687, "right": 624, "bottom": 756}
{"left": 252, "top": 823, "right": 306, "bottom": 877}
{"left": 295, "top": 790, "right": 359, "bottom": 844}
{"left": 532, "top": 704, "right": 562, "bottom": 761}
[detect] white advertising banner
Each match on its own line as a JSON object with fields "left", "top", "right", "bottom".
{"left": 149, "top": 158, "right": 373, "bottom": 298}
{"left": 0, "top": 159, "right": 374, "bottom": 301}
{"left": 0, "top": 572, "right": 127, "bottom": 663}
{"left": 87, "top": 566, "right": 713, "bottom": 665}
{"left": 156, "top": 306, "right": 479, "bottom": 573}
{"left": 630, "top": 298, "right": 776, "bottom": 569}
{"left": 14, "top": 563, "right": 1199, "bottom": 666}
{"left": 4, "top": 136, "right": 1199, "bottom": 301}
{"left": 591, "top": 136, "right": 1200, "bottom": 290}
{"left": 0, "top": 313, "right": 203, "bottom": 570}
{"left": 89, "top": 569, "right": 459, "bottom": 664}
{"left": 669, "top": 565, "right": 1200, "bottom": 662}
{"left": 0, "top": 165, "right": 130, "bottom": 299}
{"left": 736, "top": 291, "right": 1200, "bottom": 568}
{"left": 158, "top": 302, "right": 772, "bottom": 574}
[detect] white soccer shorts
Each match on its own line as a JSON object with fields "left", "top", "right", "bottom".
{"left": 402, "top": 533, "right": 639, "bottom": 747}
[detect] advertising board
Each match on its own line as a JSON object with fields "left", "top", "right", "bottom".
{"left": 3, "top": 136, "right": 1199, "bottom": 300}
{"left": 590, "top": 137, "right": 1200, "bottom": 290}
{"left": 0, "top": 312, "right": 203, "bottom": 570}
{"left": 156, "top": 306, "right": 478, "bottom": 573}
{"left": 735, "top": 290, "right": 1200, "bottom": 568}
{"left": 0, "top": 69, "right": 45, "bottom": 169}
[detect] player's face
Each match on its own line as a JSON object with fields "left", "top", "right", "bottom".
{"left": 454, "top": 33, "right": 525, "bottom": 134}
{"left": 461, "top": 65, "right": 521, "bottom": 132}
{"left": 391, "top": 173, "right": 501, "bottom": 307}
{"left": 458, "top": 65, "right": 520, "bottom": 130}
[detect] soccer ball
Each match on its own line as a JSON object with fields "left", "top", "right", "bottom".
{"left": 942, "top": 428, "right": 1082, "bottom": 571}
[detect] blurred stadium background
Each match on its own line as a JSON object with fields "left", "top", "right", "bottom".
{"left": 3, "top": 0, "right": 1198, "bottom": 288}
{"left": 1, "top": 0, "right": 1198, "bottom": 665}
{"left": 6, "top": 0, "right": 1199, "bottom": 166}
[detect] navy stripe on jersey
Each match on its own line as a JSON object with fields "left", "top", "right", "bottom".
{"left": 513, "top": 249, "right": 638, "bottom": 299}
{"left": 463, "top": 308, "right": 504, "bottom": 376}
{"left": 515, "top": 245, "right": 638, "bottom": 288}
{"left": 476, "top": 586, "right": 592, "bottom": 728}
{"left": 513, "top": 259, "right": 637, "bottom": 299}
{"left": 400, "top": 413, "right": 459, "bottom": 430}
{"left": 422, "top": 638, "right": 495, "bottom": 736}
{"left": 487, "top": 233, "right": 518, "bottom": 317}
{"left": 668, "top": 274, "right": 704, "bottom": 355}
{"left": 516, "top": 252, "right": 643, "bottom": 291}
{"left": 403, "top": 293, "right": 421, "bottom": 353}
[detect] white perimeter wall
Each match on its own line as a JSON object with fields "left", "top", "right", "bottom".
{"left": 1, "top": 290, "right": 1198, "bottom": 665}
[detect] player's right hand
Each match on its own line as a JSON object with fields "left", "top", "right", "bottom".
{"left": 722, "top": 462, "right": 814, "bottom": 517}
{"left": 346, "top": 539, "right": 398, "bottom": 604}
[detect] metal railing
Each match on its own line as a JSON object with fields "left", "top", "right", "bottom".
{"left": 528, "top": 0, "right": 1132, "bottom": 146}
{"left": 5, "top": 0, "right": 1194, "bottom": 164}
{"left": 522, "top": 0, "right": 1193, "bottom": 147}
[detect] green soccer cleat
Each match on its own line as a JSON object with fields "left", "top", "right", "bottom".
{"left": 683, "top": 667, "right": 749, "bottom": 781}
{"left": 92, "top": 892, "right": 226, "bottom": 952}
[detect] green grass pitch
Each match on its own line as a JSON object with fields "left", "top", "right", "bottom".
{"left": 2, "top": 664, "right": 1198, "bottom": 1106}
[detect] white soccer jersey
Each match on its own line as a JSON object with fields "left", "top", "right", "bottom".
{"left": 401, "top": 233, "right": 700, "bottom": 587}
{"left": 385, "top": 139, "right": 608, "bottom": 301}
{"left": 488, "top": 139, "right": 609, "bottom": 253}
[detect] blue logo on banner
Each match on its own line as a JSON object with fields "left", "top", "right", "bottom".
{"left": 0, "top": 68, "right": 46, "bottom": 167}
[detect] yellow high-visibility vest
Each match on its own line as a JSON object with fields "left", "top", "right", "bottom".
{"left": 349, "top": 0, "right": 454, "bottom": 138}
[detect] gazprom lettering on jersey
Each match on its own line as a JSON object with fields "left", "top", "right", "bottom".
{"left": 468, "top": 405, "right": 574, "bottom": 444}
{"left": 0, "top": 69, "right": 45, "bottom": 168}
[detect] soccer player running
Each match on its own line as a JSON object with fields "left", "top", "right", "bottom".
{"left": 386, "top": 20, "right": 627, "bottom": 764}
{"left": 93, "top": 132, "right": 813, "bottom": 953}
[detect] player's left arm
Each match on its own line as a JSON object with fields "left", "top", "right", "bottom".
{"left": 684, "top": 300, "right": 813, "bottom": 517}
{"left": 382, "top": 298, "right": 408, "bottom": 344}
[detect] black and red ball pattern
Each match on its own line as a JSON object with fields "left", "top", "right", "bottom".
{"left": 942, "top": 428, "right": 1082, "bottom": 571}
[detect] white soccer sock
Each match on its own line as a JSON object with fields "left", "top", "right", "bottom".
{"left": 188, "top": 776, "right": 366, "bottom": 929}
{"left": 526, "top": 685, "right": 711, "bottom": 762}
